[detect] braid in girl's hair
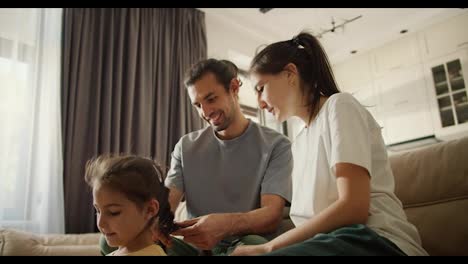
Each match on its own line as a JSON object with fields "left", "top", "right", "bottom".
{"left": 151, "top": 162, "right": 179, "bottom": 238}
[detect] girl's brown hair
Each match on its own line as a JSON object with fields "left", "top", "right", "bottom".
{"left": 84, "top": 154, "right": 178, "bottom": 239}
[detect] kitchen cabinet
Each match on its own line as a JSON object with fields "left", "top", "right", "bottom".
{"left": 373, "top": 34, "right": 422, "bottom": 78}
{"left": 426, "top": 48, "right": 468, "bottom": 140}
{"left": 375, "top": 64, "right": 434, "bottom": 145}
{"left": 422, "top": 12, "right": 468, "bottom": 60}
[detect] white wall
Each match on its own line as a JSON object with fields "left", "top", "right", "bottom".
{"left": 0, "top": 9, "right": 38, "bottom": 45}
{"left": 205, "top": 12, "right": 272, "bottom": 64}
{"left": 205, "top": 11, "right": 306, "bottom": 140}
{"left": 205, "top": 12, "right": 273, "bottom": 108}
{"left": 329, "top": 11, "right": 468, "bottom": 146}
{"left": 204, "top": 10, "right": 468, "bottom": 146}
{"left": 205, "top": 10, "right": 468, "bottom": 145}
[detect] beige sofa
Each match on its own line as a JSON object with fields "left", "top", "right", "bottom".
{"left": 1, "top": 136, "right": 467, "bottom": 256}
{"left": 390, "top": 136, "right": 468, "bottom": 256}
{"left": 0, "top": 228, "right": 101, "bottom": 256}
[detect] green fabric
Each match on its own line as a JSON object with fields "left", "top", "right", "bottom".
{"left": 263, "top": 224, "right": 407, "bottom": 256}
{"left": 166, "top": 235, "right": 269, "bottom": 256}
{"left": 166, "top": 237, "right": 199, "bottom": 256}
{"left": 99, "top": 235, "right": 117, "bottom": 256}
{"left": 211, "top": 235, "right": 269, "bottom": 256}
{"left": 99, "top": 234, "right": 268, "bottom": 256}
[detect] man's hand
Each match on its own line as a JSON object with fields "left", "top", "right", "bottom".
{"left": 230, "top": 243, "right": 273, "bottom": 256}
{"left": 172, "top": 213, "right": 233, "bottom": 250}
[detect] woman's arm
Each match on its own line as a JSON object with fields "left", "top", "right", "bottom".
{"left": 231, "top": 162, "right": 370, "bottom": 255}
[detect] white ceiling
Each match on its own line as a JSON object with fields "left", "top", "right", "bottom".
{"left": 199, "top": 8, "right": 467, "bottom": 65}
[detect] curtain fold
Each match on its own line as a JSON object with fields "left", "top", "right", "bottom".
{"left": 62, "top": 8, "right": 206, "bottom": 233}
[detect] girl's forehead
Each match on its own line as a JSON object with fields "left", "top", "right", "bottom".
{"left": 93, "top": 185, "right": 126, "bottom": 202}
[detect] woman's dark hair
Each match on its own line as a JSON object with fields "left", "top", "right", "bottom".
{"left": 250, "top": 31, "right": 340, "bottom": 121}
{"left": 84, "top": 154, "right": 178, "bottom": 239}
{"left": 185, "top": 58, "right": 242, "bottom": 92}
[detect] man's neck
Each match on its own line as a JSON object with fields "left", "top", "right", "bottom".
{"left": 216, "top": 113, "right": 250, "bottom": 140}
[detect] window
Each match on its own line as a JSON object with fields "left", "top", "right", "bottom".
{"left": 0, "top": 12, "right": 37, "bottom": 225}
{"left": 240, "top": 103, "right": 260, "bottom": 123}
{"left": 0, "top": 8, "right": 64, "bottom": 234}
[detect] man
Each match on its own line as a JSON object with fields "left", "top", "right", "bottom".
{"left": 100, "top": 59, "right": 292, "bottom": 256}
{"left": 164, "top": 59, "right": 292, "bottom": 255}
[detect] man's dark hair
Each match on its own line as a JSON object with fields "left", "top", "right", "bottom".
{"left": 184, "top": 58, "right": 239, "bottom": 92}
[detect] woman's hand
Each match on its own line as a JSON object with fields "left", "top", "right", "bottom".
{"left": 230, "top": 243, "right": 273, "bottom": 256}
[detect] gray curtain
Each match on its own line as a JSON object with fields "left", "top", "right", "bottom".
{"left": 61, "top": 8, "right": 206, "bottom": 234}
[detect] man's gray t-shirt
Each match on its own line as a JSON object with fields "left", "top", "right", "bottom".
{"left": 164, "top": 120, "right": 292, "bottom": 219}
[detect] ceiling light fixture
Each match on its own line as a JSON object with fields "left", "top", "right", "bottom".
{"left": 259, "top": 8, "right": 274, "bottom": 14}
{"left": 316, "top": 15, "right": 363, "bottom": 39}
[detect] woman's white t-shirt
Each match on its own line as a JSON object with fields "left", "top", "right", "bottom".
{"left": 289, "top": 92, "right": 428, "bottom": 256}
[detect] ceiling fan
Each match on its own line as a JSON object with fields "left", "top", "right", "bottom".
{"left": 316, "top": 15, "right": 363, "bottom": 39}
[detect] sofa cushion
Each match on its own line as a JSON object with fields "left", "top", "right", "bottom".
{"left": 0, "top": 228, "right": 101, "bottom": 256}
{"left": 404, "top": 199, "right": 468, "bottom": 256}
{"left": 389, "top": 136, "right": 468, "bottom": 256}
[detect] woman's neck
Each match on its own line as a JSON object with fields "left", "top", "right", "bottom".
{"left": 296, "top": 96, "right": 328, "bottom": 127}
{"left": 117, "top": 229, "right": 154, "bottom": 255}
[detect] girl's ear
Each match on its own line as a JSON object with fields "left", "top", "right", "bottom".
{"left": 146, "top": 199, "right": 159, "bottom": 220}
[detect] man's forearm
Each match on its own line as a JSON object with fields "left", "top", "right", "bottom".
{"left": 168, "top": 187, "right": 184, "bottom": 214}
{"left": 227, "top": 206, "right": 283, "bottom": 237}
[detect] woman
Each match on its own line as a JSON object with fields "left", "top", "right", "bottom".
{"left": 231, "top": 32, "right": 428, "bottom": 256}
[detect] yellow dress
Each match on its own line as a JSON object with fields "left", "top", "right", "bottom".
{"left": 107, "top": 244, "right": 166, "bottom": 256}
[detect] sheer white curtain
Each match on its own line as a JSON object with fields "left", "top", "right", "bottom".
{"left": 0, "top": 8, "right": 64, "bottom": 234}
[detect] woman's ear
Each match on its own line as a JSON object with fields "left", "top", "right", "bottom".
{"left": 284, "top": 63, "right": 298, "bottom": 86}
{"left": 146, "top": 199, "right": 159, "bottom": 220}
{"left": 284, "top": 63, "right": 298, "bottom": 75}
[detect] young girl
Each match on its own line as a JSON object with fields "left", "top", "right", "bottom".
{"left": 85, "top": 154, "right": 178, "bottom": 256}
{"left": 231, "top": 32, "right": 428, "bottom": 256}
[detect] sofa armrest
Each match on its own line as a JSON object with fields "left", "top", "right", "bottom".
{"left": 0, "top": 228, "right": 101, "bottom": 256}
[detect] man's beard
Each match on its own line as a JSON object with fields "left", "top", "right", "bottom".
{"left": 209, "top": 100, "right": 234, "bottom": 132}
{"left": 206, "top": 110, "right": 231, "bottom": 132}
{"left": 213, "top": 114, "right": 230, "bottom": 131}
